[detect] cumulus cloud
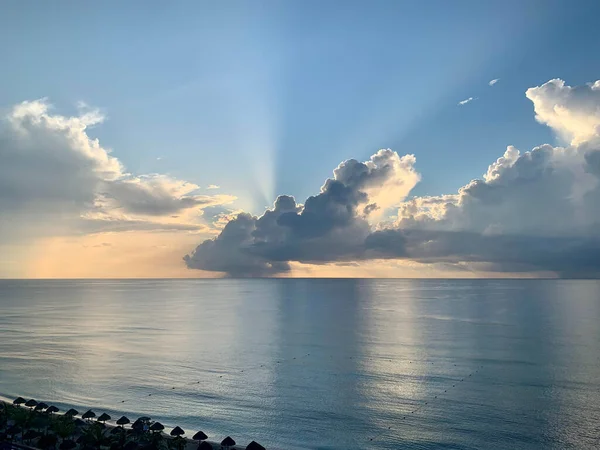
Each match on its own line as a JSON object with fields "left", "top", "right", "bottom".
{"left": 207, "top": 184, "right": 220, "bottom": 190}
{"left": 489, "top": 78, "right": 500, "bottom": 86}
{"left": 185, "top": 150, "right": 420, "bottom": 276}
{"left": 0, "top": 99, "right": 233, "bottom": 243}
{"left": 526, "top": 79, "right": 600, "bottom": 145}
{"left": 458, "top": 97, "right": 476, "bottom": 106}
{"left": 186, "top": 78, "right": 600, "bottom": 278}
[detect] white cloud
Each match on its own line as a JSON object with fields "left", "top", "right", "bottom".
{"left": 0, "top": 99, "right": 234, "bottom": 244}
{"left": 458, "top": 97, "right": 476, "bottom": 106}
{"left": 488, "top": 78, "right": 500, "bottom": 86}
{"left": 187, "top": 78, "right": 600, "bottom": 278}
{"left": 526, "top": 78, "right": 600, "bottom": 145}
{"left": 207, "top": 184, "right": 220, "bottom": 189}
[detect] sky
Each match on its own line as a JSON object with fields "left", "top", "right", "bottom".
{"left": 1, "top": 0, "right": 600, "bottom": 278}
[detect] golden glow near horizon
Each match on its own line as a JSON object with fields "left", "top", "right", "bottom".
{"left": 6, "top": 234, "right": 557, "bottom": 279}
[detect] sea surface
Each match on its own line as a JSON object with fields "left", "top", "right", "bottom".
{"left": 0, "top": 279, "right": 599, "bottom": 449}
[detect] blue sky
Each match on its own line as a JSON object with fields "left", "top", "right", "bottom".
{"left": 2, "top": 0, "right": 600, "bottom": 212}
{"left": 2, "top": 1, "right": 600, "bottom": 278}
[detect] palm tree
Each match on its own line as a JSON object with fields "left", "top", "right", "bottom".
{"left": 169, "top": 427, "right": 185, "bottom": 450}
{"left": 82, "top": 422, "right": 109, "bottom": 450}
{"left": 51, "top": 416, "right": 75, "bottom": 443}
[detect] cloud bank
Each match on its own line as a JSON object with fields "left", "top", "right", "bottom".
{"left": 186, "top": 78, "right": 600, "bottom": 277}
{"left": 0, "top": 99, "right": 234, "bottom": 243}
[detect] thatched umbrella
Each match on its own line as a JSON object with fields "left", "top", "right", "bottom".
{"left": 246, "top": 441, "right": 266, "bottom": 450}
{"left": 59, "top": 439, "right": 77, "bottom": 450}
{"left": 197, "top": 442, "right": 212, "bottom": 450}
{"left": 35, "top": 402, "right": 49, "bottom": 411}
{"left": 150, "top": 422, "right": 164, "bottom": 433}
{"left": 97, "top": 413, "right": 111, "bottom": 423}
{"left": 170, "top": 426, "right": 185, "bottom": 437}
{"left": 131, "top": 419, "right": 144, "bottom": 432}
{"left": 13, "top": 397, "right": 26, "bottom": 406}
{"left": 221, "top": 436, "right": 236, "bottom": 449}
{"left": 82, "top": 409, "right": 96, "bottom": 420}
{"left": 65, "top": 408, "right": 79, "bottom": 417}
{"left": 116, "top": 416, "right": 130, "bottom": 427}
{"left": 25, "top": 399, "right": 38, "bottom": 408}
{"left": 192, "top": 431, "right": 208, "bottom": 441}
{"left": 46, "top": 405, "right": 60, "bottom": 414}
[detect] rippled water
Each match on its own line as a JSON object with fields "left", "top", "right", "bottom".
{"left": 1, "top": 279, "right": 599, "bottom": 449}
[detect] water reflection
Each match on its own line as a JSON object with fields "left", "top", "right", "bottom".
{"left": 0, "top": 280, "right": 599, "bottom": 449}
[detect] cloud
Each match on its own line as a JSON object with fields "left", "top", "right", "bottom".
{"left": 526, "top": 79, "right": 600, "bottom": 145}
{"left": 489, "top": 78, "right": 500, "bottom": 86}
{"left": 100, "top": 175, "right": 231, "bottom": 217}
{"left": 186, "top": 78, "right": 600, "bottom": 278}
{"left": 207, "top": 184, "right": 220, "bottom": 190}
{"left": 0, "top": 99, "right": 234, "bottom": 244}
{"left": 458, "top": 97, "right": 476, "bottom": 106}
{"left": 185, "top": 150, "right": 420, "bottom": 276}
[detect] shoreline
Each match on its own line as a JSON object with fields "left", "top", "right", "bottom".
{"left": 0, "top": 397, "right": 265, "bottom": 450}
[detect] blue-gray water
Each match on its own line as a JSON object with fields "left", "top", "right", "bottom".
{"left": 1, "top": 279, "right": 599, "bottom": 449}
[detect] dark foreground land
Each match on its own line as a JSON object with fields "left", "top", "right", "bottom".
{"left": 1, "top": 399, "right": 265, "bottom": 450}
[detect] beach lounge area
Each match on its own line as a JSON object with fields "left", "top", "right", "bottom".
{"left": 0, "top": 398, "right": 265, "bottom": 450}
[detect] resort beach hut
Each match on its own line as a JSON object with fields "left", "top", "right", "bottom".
{"left": 246, "top": 441, "right": 266, "bottom": 450}
{"left": 46, "top": 405, "right": 59, "bottom": 414}
{"left": 13, "top": 397, "right": 26, "bottom": 406}
{"left": 221, "top": 436, "right": 236, "bottom": 449}
{"left": 82, "top": 409, "right": 96, "bottom": 420}
{"left": 25, "top": 399, "right": 38, "bottom": 408}
{"left": 97, "top": 413, "right": 111, "bottom": 423}
{"left": 65, "top": 408, "right": 79, "bottom": 417}
{"left": 35, "top": 402, "right": 49, "bottom": 411}
{"left": 150, "top": 422, "right": 165, "bottom": 433}
{"left": 192, "top": 431, "right": 208, "bottom": 441}
{"left": 116, "top": 416, "right": 130, "bottom": 427}
{"left": 170, "top": 426, "right": 185, "bottom": 437}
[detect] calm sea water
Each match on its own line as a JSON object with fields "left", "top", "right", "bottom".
{"left": 0, "top": 279, "right": 599, "bottom": 449}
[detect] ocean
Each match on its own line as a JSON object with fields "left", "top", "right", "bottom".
{"left": 0, "top": 279, "right": 599, "bottom": 449}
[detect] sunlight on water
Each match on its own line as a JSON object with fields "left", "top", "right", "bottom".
{"left": 1, "top": 279, "right": 599, "bottom": 449}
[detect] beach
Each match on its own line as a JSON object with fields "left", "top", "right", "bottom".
{"left": 0, "top": 399, "right": 256, "bottom": 450}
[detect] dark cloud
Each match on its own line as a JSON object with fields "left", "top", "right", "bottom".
{"left": 366, "top": 229, "right": 600, "bottom": 277}
{"left": 185, "top": 151, "right": 418, "bottom": 276}
{"left": 184, "top": 213, "right": 292, "bottom": 277}
{"left": 185, "top": 79, "right": 600, "bottom": 278}
{"left": 102, "top": 177, "right": 212, "bottom": 216}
